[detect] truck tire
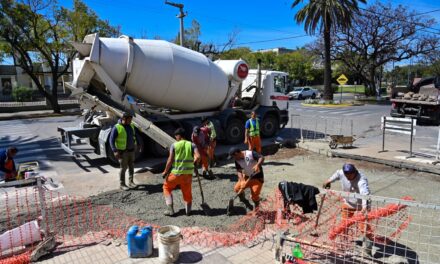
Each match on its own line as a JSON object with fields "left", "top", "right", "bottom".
{"left": 261, "top": 114, "right": 279, "bottom": 138}
{"left": 298, "top": 94, "right": 303, "bottom": 100}
{"left": 311, "top": 93, "right": 316, "bottom": 99}
{"left": 225, "top": 118, "right": 244, "bottom": 144}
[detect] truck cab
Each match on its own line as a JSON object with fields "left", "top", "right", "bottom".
{"left": 239, "top": 70, "right": 289, "bottom": 136}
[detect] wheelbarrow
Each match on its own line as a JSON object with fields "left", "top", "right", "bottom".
{"left": 329, "top": 135, "right": 356, "bottom": 149}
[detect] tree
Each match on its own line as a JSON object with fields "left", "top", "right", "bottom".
{"left": 292, "top": 0, "right": 366, "bottom": 100}
{"left": 331, "top": 2, "right": 438, "bottom": 95}
{"left": 0, "top": 0, "right": 118, "bottom": 112}
{"left": 174, "top": 19, "right": 239, "bottom": 57}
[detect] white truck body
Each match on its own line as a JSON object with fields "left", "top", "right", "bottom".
{"left": 60, "top": 34, "right": 289, "bottom": 162}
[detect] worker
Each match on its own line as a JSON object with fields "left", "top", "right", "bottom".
{"left": 162, "top": 128, "right": 200, "bottom": 216}
{"left": 0, "top": 147, "right": 18, "bottom": 182}
{"left": 323, "top": 163, "right": 374, "bottom": 242}
{"left": 229, "top": 147, "right": 265, "bottom": 210}
{"left": 110, "top": 112, "right": 137, "bottom": 191}
{"left": 201, "top": 117, "right": 217, "bottom": 167}
{"left": 191, "top": 126, "right": 212, "bottom": 179}
{"left": 244, "top": 111, "right": 262, "bottom": 153}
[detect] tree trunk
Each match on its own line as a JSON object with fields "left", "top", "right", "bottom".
{"left": 49, "top": 72, "right": 60, "bottom": 113}
{"left": 323, "top": 27, "right": 333, "bottom": 101}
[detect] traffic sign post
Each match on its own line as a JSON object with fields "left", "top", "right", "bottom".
{"left": 337, "top": 74, "right": 348, "bottom": 102}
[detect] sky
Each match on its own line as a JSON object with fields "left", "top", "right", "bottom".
{"left": 59, "top": 0, "right": 440, "bottom": 51}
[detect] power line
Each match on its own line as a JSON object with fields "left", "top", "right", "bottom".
{"left": 359, "top": 7, "right": 440, "bottom": 33}
{"left": 217, "top": 34, "right": 310, "bottom": 47}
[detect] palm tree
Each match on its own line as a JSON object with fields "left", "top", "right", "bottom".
{"left": 292, "top": 0, "right": 366, "bottom": 100}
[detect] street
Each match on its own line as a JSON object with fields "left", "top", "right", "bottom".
{"left": 2, "top": 102, "right": 440, "bottom": 195}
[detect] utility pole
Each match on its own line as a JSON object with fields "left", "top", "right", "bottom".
{"left": 165, "top": 1, "right": 186, "bottom": 46}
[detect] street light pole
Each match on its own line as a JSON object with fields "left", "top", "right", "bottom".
{"left": 165, "top": 1, "right": 186, "bottom": 46}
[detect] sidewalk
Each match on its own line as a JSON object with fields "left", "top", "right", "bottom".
{"left": 39, "top": 241, "right": 275, "bottom": 264}
{"left": 298, "top": 137, "right": 440, "bottom": 175}
{"left": 0, "top": 99, "right": 79, "bottom": 114}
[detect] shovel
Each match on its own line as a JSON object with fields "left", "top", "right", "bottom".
{"left": 194, "top": 167, "right": 211, "bottom": 216}
{"left": 226, "top": 173, "right": 255, "bottom": 216}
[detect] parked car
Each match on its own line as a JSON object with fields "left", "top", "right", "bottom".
{"left": 288, "top": 87, "right": 318, "bottom": 100}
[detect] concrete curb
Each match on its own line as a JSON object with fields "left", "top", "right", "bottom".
{"left": 331, "top": 151, "right": 440, "bottom": 176}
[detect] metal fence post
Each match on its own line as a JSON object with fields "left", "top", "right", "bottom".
{"left": 37, "top": 177, "right": 49, "bottom": 234}
{"left": 313, "top": 117, "right": 318, "bottom": 140}
{"left": 339, "top": 118, "right": 343, "bottom": 135}
{"left": 299, "top": 117, "right": 304, "bottom": 142}
{"left": 409, "top": 118, "right": 414, "bottom": 158}
{"left": 324, "top": 118, "right": 327, "bottom": 137}
{"left": 436, "top": 126, "right": 440, "bottom": 160}
{"left": 350, "top": 119, "right": 354, "bottom": 136}
{"left": 381, "top": 116, "right": 386, "bottom": 152}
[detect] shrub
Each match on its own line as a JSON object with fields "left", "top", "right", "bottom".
{"left": 12, "top": 86, "right": 34, "bottom": 102}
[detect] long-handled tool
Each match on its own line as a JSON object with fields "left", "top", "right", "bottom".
{"left": 194, "top": 167, "right": 211, "bottom": 216}
{"left": 226, "top": 173, "right": 255, "bottom": 216}
{"left": 310, "top": 192, "right": 327, "bottom": 237}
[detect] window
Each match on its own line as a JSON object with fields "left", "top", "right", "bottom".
{"left": 304, "top": 88, "right": 310, "bottom": 91}
{"left": 273, "top": 75, "right": 287, "bottom": 94}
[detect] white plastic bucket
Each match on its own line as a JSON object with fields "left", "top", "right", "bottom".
{"left": 157, "top": 225, "right": 181, "bottom": 264}
{"left": 0, "top": 220, "right": 41, "bottom": 253}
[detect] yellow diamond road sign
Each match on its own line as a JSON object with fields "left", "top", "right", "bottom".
{"left": 337, "top": 74, "right": 348, "bottom": 85}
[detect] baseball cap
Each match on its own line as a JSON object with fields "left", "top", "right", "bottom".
{"left": 122, "top": 111, "right": 133, "bottom": 118}
{"left": 174, "top": 127, "right": 185, "bottom": 136}
{"left": 342, "top": 163, "right": 356, "bottom": 174}
{"left": 228, "top": 147, "right": 241, "bottom": 159}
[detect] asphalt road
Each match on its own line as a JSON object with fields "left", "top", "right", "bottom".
{"left": 288, "top": 99, "right": 440, "bottom": 158}
{"left": 1, "top": 102, "right": 440, "bottom": 195}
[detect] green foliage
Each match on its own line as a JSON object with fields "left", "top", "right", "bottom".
{"left": 12, "top": 86, "right": 33, "bottom": 102}
{"left": 219, "top": 47, "right": 323, "bottom": 86}
{"left": 291, "top": 0, "right": 366, "bottom": 100}
{"left": 0, "top": 0, "right": 119, "bottom": 112}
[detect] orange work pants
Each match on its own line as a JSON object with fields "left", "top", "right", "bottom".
{"left": 208, "top": 139, "right": 216, "bottom": 163}
{"left": 341, "top": 204, "right": 374, "bottom": 241}
{"left": 248, "top": 136, "right": 262, "bottom": 153}
{"left": 200, "top": 148, "right": 209, "bottom": 171}
{"left": 234, "top": 178, "right": 263, "bottom": 202}
{"left": 163, "top": 173, "right": 192, "bottom": 203}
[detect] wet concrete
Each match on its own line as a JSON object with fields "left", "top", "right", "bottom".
{"left": 87, "top": 147, "right": 440, "bottom": 230}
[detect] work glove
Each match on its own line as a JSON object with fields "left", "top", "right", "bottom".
{"left": 322, "top": 182, "right": 331, "bottom": 189}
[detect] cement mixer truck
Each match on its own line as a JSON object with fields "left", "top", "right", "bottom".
{"left": 58, "top": 34, "right": 289, "bottom": 162}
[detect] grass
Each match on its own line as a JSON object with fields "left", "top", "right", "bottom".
{"left": 334, "top": 85, "right": 365, "bottom": 93}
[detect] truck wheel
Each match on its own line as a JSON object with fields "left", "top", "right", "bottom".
{"left": 261, "top": 115, "right": 279, "bottom": 138}
{"left": 225, "top": 118, "right": 244, "bottom": 144}
{"left": 298, "top": 94, "right": 303, "bottom": 100}
{"left": 311, "top": 93, "right": 316, "bottom": 99}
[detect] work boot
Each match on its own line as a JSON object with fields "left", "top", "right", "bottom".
{"left": 202, "top": 170, "right": 209, "bottom": 179}
{"left": 238, "top": 193, "right": 253, "bottom": 210}
{"left": 208, "top": 170, "right": 214, "bottom": 179}
{"left": 120, "top": 184, "right": 129, "bottom": 191}
{"left": 164, "top": 204, "right": 175, "bottom": 217}
{"left": 128, "top": 176, "right": 137, "bottom": 189}
{"left": 185, "top": 203, "right": 192, "bottom": 216}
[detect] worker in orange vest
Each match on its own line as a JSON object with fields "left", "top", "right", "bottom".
{"left": 244, "top": 111, "right": 262, "bottom": 153}
{"left": 0, "top": 147, "right": 18, "bottom": 182}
